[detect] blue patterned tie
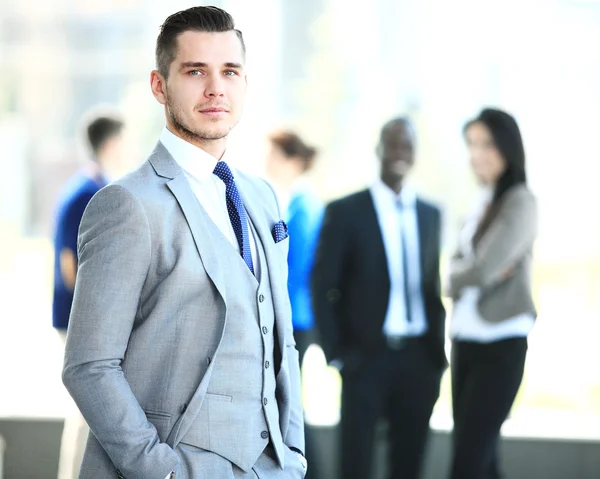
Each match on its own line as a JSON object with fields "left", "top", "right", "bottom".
{"left": 213, "top": 161, "right": 254, "bottom": 274}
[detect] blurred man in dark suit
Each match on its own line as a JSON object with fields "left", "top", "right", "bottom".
{"left": 312, "top": 118, "right": 446, "bottom": 479}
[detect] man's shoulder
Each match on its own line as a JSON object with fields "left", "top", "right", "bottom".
{"left": 236, "top": 170, "right": 279, "bottom": 212}
{"left": 79, "top": 162, "right": 158, "bottom": 221}
{"left": 109, "top": 160, "right": 158, "bottom": 198}
{"left": 327, "top": 188, "right": 371, "bottom": 212}
{"left": 235, "top": 169, "right": 271, "bottom": 191}
{"left": 415, "top": 194, "right": 443, "bottom": 217}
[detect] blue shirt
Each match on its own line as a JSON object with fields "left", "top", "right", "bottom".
{"left": 285, "top": 188, "right": 323, "bottom": 331}
{"left": 52, "top": 172, "right": 105, "bottom": 330}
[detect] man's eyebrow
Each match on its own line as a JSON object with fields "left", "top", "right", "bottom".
{"left": 180, "top": 62, "right": 208, "bottom": 69}
{"left": 179, "top": 62, "right": 244, "bottom": 69}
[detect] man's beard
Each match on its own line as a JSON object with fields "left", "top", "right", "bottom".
{"left": 167, "top": 101, "right": 234, "bottom": 144}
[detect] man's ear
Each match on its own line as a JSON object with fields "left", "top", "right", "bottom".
{"left": 150, "top": 70, "right": 168, "bottom": 105}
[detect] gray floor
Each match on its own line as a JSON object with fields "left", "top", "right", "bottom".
{"left": 1, "top": 419, "right": 600, "bottom": 479}
{"left": 0, "top": 419, "right": 62, "bottom": 479}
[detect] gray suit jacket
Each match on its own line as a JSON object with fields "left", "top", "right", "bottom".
{"left": 62, "top": 143, "right": 304, "bottom": 478}
{"left": 448, "top": 184, "right": 538, "bottom": 323}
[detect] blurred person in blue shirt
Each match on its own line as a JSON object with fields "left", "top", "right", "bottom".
{"left": 266, "top": 130, "right": 324, "bottom": 367}
{"left": 52, "top": 110, "right": 125, "bottom": 332}
{"left": 266, "top": 130, "right": 323, "bottom": 479}
{"left": 52, "top": 108, "right": 126, "bottom": 479}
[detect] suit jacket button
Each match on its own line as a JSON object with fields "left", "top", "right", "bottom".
{"left": 261, "top": 430, "right": 269, "bottom": 439}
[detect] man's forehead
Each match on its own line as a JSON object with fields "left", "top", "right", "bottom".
{"left": 382, "top": 124, "right": 413, "bottom": 141}
{"left": 175, "top": 30, "right": 244, "bottom": 57}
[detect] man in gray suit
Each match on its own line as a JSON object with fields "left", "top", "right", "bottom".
{"left": 62, "top": 6, "right": 306, "bottom": 479}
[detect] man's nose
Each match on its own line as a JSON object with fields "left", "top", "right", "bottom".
{"left": 205, "top": 73, "right": 225, "bottom": 98}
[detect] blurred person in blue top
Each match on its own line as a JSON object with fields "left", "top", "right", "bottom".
{"left": 266, "top": 129, "right": 323, "bottom": 479}
{"left": 266, "top": 130, "right": 324, "bottom": 367}
{"left": 52, "top": 109, "right": 126, "bottom": 333}
{"left": 52, "top": 107, "right": 126, "bottom": 479}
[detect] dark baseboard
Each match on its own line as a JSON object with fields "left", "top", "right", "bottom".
{"left": 1, "top": 419, "right": 599, "bottom": 479}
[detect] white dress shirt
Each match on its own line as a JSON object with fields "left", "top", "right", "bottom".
{"left": 370, "top": 180, "right": 428, "bottom": 337}
{"left": 159, "top": 127, "right": 260, "bottom": 280}
{"left": 450, "top": 188, "right": 534, "bottom": 342}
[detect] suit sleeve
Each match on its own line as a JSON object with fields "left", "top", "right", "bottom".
{"left": 283, "top": 325, "right": 306, "bottom": 456}
{"left": 62, "top": 185, "right": 179, "bottom": 479}
{"left": 281, "top": 242, "right": 306, "bottom": 457}
{"left": 311, "top": 201, "right": 349, "bottom": 363}
{"left": 448, "top": 189, "right": 537, "bottom": 293}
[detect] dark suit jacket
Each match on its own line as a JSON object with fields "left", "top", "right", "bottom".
{"left": 311, "top": 189, "right": 447, "bottom": 370}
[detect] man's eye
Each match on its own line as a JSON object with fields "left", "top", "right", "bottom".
{"left": 224, "top": 70, "right": 237, "bottom": 76}
{"left": 189, "top": 70, "right": 202, "bottom": 76}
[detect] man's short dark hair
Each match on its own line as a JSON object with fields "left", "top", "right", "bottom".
{"left": 156, "top": 6, "right": 245, "bottom": 79}
{"left": 84, "top": 112, "right": 124, "bottom": 157}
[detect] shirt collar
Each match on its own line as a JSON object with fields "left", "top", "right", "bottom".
{"left": 160, "top": 127, "right": 226, "bottom": 182}
{"left": 470, "top": 186, "right": 493, "bottom": 219}
{"left": 371, "top": 178, "right": 417, "bottom": 208}
{"left": 478, "top": 186, "right": 494, "bottom": 204}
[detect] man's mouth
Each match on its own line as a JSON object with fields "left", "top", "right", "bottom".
{"left": 199, "top": 107, "right": 227, "bottom": 116}
{"left": 387, "top": 160, "right": 410, "bottom": 175}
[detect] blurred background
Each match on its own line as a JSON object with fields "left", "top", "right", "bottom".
{"left": 1, "top": 0, "right": 600, "bottom": 477}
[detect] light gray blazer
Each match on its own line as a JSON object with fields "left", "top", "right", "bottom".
{"left": 62, "top": 143, "right": 304, "bottom": 479}
{"left": 447, "top": 184, "right": 538, "bottom": 323}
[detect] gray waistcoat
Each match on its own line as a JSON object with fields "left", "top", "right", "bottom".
{"left": 180, "top": 219, "right": 284, "bottom": 471}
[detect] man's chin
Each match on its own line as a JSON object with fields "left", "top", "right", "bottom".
{"left": 202, "top": 132, "right": 228, "bottom": 141}
{"left": 187, "top": 128, "right": 229, "bottom": 142}
{"left": 383, "top": 171, "right": 405, "bottom": 183}
{"left": 195, "top": 123, "right": 233, "bottom": 141}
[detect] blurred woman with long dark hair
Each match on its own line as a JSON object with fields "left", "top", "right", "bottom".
{"left": 447, "top": 108, "right": 538, "bottom": 479}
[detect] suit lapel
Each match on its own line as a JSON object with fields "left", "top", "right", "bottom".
{"left": 364, "top": 190, "right": 391, "bottom": 281}
{"left": 416, "top": 199, "right": 430, "bottom": 278}
{"left": 149, "top": 143, "right": 227, "bottom": 302}
{"left": 237, "top": 179, "right": 273, "bottom": 266}
{"left": 237, "top": 176, "right": 288, "bottom": 350}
